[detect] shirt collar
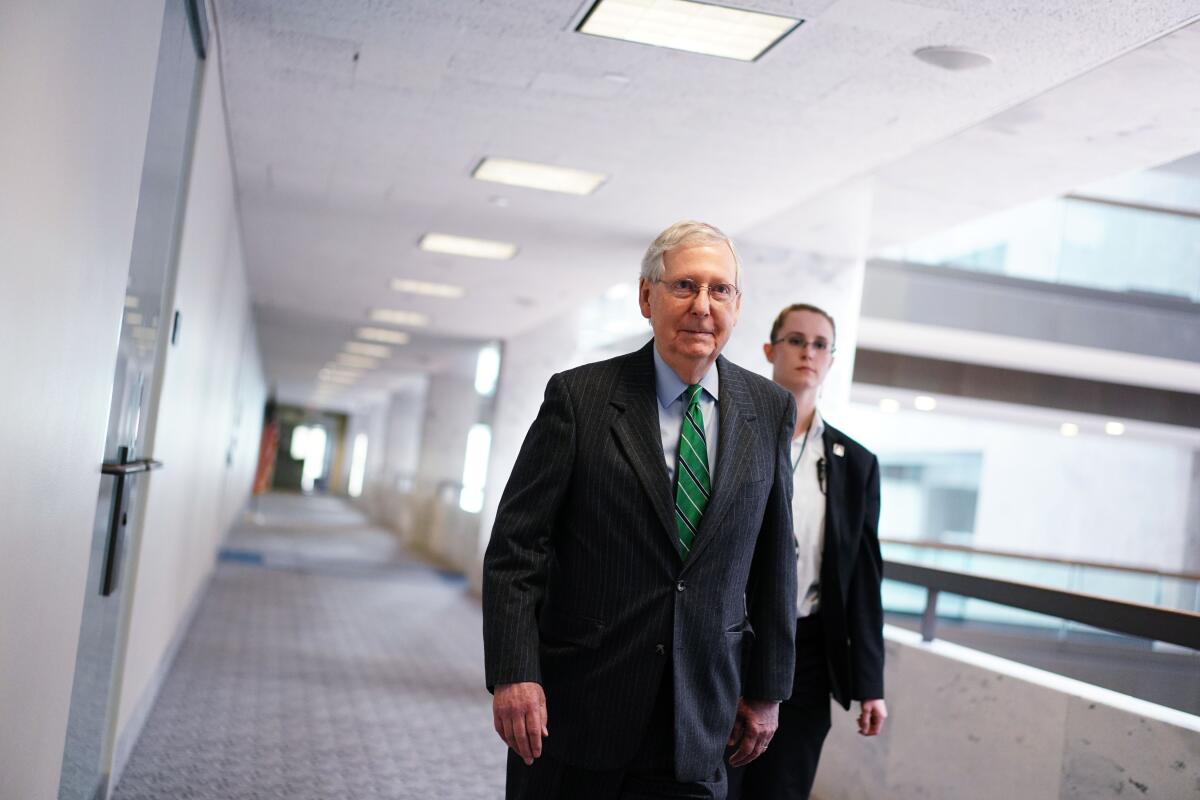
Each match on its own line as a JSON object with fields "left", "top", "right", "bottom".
{"left": 652, "top": 346, "right": 720, "bottom": 409}
{"left": 793, "top": 410, "right": 826, "bottom": 449}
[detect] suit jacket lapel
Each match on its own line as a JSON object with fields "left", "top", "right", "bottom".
{"left": 683, "top": 357, "right": 755, "bottom": 570}
{"left": 822, "top": 424, "right": 849, "bottom": 593}
{"left": 610, "top": 342, "right": 676, "bottom": 548}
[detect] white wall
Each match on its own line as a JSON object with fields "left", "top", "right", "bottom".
{"left": 341, "top": 398, "right": 388, "bottom": 504}
{"left": 841, "top": 403, "right": 1195, "bottom": 571}
{"left": 477, "top": 313, "right": 580, "bottom": 566}
{"left": 114, "top": 27, "right": 266, "bottom": 763}
{"left": 418, "top": 371, "right": 486, "bottom": 488}
{"left": 365, "top": 384, "right": 428, "bottom": 540}
{"left": 0, "top": 3, "right": 166, "bottom": 797}
{"left": 383, "top": 385, "right": 427, "bottom": 485}
{"left": 729, "top": 180, "right": 874, "bottom": 419}
{"left": 412, "top": 368, "right": 489, "bottom": 568}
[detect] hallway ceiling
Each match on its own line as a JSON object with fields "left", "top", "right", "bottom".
{"left": 212, "top": 0, "right": 1200, "bottom": 403}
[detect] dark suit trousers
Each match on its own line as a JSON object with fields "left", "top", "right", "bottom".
{"left": 726, "top": 615, "right": 831, "bottom": 800}
{"left": 506, "top": 667, "right": 727, "bottom": 800}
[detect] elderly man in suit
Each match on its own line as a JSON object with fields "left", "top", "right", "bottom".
{"left": 483, "top": 220, "right": 798, "bottom": 799}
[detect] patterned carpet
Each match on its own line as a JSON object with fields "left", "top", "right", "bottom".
{"left": 112, "top": 495, "right": 507, "bottom": 799}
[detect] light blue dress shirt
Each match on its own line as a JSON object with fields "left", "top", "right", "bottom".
{"left": 652, "top": 346, "right": 720, "bottom": 485}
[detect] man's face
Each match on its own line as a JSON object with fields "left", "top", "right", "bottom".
{"left": 763, "top": 310, "right": 835, "bottom": 393}
{"left": 639, "top": 242, "right": 741, "bottom": 368}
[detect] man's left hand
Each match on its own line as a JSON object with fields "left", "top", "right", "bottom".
{"left": 857, "top": 699, "right": 887, "bottom": 736}
{"left": 726, "top": 697, "right": 779, "bottom": 767}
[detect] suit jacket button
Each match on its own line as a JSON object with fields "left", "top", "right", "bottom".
{"left": 655, "top": 644, "right": 665, "bottom": 655}
{"left": 676, "top": 581, "right": 685, "bottom": 592}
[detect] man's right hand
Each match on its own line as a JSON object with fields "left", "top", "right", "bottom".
{"left": 493, "top": 682, "right": 549, "bottom": 765}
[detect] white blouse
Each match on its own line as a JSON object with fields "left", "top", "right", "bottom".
{"left": 791, "top": 412, "right": 826, "bottom": 619}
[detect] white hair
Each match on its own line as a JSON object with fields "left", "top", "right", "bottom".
{"left": 639, "top": 220, "right": 743, "bottom": 287}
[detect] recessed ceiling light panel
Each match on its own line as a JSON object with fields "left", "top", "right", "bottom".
{"left": 344, "top": 342, "right": 392, "bottom": 358}
{"left": 578, "top": 0, "right": 801, "bottom": 62}
{"left": 336, "top": 353, "right": 380, "bottom": 370}
{"left": 369, "top": 308, "right": 431, "bottom": 327}
{"left": 356, "top": 327, "right": 411, "bottom": 345}
{"left": 419, "top": 233, "right": 517, "bottom": 261}
{"left": 390, "top": 278, "right": 466, "bottom": 298}
{"left": 473, "top": 157, "right": 607, "bottom": 196}
{"left": 323, "top": 362, "right": 364, "bottom": 376}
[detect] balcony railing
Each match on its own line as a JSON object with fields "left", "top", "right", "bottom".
{"left": 881, "top": 537, "right": 1200, "bottom": 649}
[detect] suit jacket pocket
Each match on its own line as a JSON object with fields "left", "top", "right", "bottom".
{"left": 540, "top": 610, "right": 606, "bottom": 649}
{"left": 725, "top": 617, "right": 755, "bottom": 639}
{"left": 725, "top": 619, "right": 755, "bottom": 686}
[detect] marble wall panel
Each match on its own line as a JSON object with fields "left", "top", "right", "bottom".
{"left": 814, "top": 629, "right": 1200, "bottom": 800}
{"left": 1060, "top": 696, "right": 1200, "bottom": 799}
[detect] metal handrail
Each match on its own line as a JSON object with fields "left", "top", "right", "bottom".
{"left": 885, "top": 559, "right": 1200, "bottom": 651}
{"left": 881, "top": 537, "right": 1200, "bottom": 582}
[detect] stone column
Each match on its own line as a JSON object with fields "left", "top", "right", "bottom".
{"left": 728, "top": 180, "right": 874, "bottom": 423}
{"left": 1183, "top": 450, "right": 1200, "bottom": 574}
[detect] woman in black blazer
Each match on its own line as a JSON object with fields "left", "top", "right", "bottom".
{"left": 728, "top": 303, "right": 887, "bottom": 800}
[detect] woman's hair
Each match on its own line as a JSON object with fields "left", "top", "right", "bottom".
{"left": 768, "top": 303, "right": 836, "bottom": 345}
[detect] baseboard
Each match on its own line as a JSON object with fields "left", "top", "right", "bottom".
{"left": 110, "top": 570, "right": 214, "bottom": 790}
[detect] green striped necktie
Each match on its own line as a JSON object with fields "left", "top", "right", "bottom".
{"left": 674, "top": 384, "right": 711, "bottom": 559}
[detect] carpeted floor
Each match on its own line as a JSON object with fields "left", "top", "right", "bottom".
{"left": 112, "top": 494, "right": 507, "bottom": 799}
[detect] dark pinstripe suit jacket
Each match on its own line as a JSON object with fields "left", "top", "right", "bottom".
{"left": 482, "top": 341, "right": 798, "bottom": 782}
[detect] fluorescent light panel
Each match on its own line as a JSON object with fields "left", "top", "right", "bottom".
{"left": 320, "top": 368, "right": 362, "bottom": 380}
{"left": 419, "top": 233, "right": 517, "bottom": 261}
{"left": 578, "top": 0, "right": 800, "bottom": 62}
{"left": 336, "top": 353, "right": 380, "bottom": 369}
{"left": 369, "top": 308, "right": 430, "bottom": 327}
{"left": 472, "top": 157, "right": 607, "bottom": 196}
{"left": 344, "top": 341, "right": 392, "bottom": 359}
{"left": 323, "top": 362, "right": 364, "bottom": 375}
{"left": 357, "top": 327, "right": 410, "bottom": 345}
{"left": 390, "top": 278, "right": 466, "bottom": 298}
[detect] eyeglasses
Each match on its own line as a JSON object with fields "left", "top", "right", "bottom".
{"left": 655, "top": 278, "right": 740, "bottom": 305}
{"left": 772, "top": 335, "right": 833, "bottom": 353}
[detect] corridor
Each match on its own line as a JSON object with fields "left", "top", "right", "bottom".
{"left": 112, "top": 494, "right": 507, "bottom": 799}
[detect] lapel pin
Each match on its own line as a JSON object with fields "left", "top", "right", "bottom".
{"left": 832, "top": 443, "right": 845, "bottom": 457}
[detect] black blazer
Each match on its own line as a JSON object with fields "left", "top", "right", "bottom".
{"left": 482, "top": 341, "right": 798, "bottom": 782}
{"left": 806, "top": 422, "right": 885, "bottom": 709}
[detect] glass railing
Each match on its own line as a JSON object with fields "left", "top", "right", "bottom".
{"left": 881, "top": 194, "right": 1200, "bottom": 303}
{"left": 881, "top": 538, "right": 1200, "bottom": 633}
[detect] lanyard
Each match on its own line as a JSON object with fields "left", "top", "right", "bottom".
{"left": 791, "top": 428, "right": 811, "bottom": 474}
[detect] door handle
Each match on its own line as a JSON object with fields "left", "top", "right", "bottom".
{"left": 101, "top": 458, "right": 163, "bottom": 476}
{"left": 99, "top": 448, "right": 164, "bottom": 596}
